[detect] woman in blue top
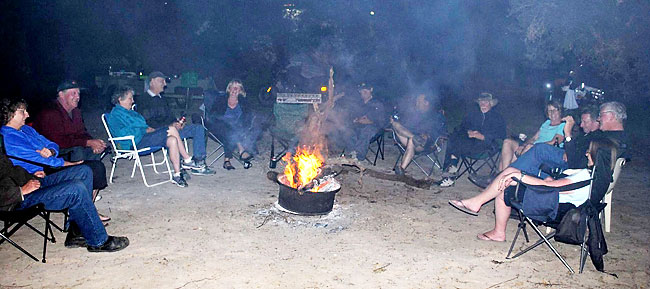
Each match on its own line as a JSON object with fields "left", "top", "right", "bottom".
{"left": 106, "top": 86, "right": 201, "bottom": 187}
{"left": 498, "top": 101, "right": 566, "bottom": 171}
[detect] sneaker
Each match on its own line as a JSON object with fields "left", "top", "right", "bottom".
{"left": 171, "top": 174, "right": 189, "bottom": 187}
{"left": 181, "top": 159, "right": 202, "bottom": 170}
{"left": 87, "top": 236, "right": 129, "bottom": 253}
{"left": 439, "top": 177, "right": 456, "bottom": 187}
{"left": 191, "top": 166, "right": 216, "bottom": 176}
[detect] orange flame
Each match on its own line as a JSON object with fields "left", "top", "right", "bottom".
{"left": 282, "top": 144, "right": 324, "bottom": 190}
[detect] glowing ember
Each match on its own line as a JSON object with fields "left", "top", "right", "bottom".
{"left": 282, "top": 144, "right": 324, "bottom": 190}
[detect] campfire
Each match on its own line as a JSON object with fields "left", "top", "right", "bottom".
{"left": 279, "top": 144, "right": 339, "bottom": 192}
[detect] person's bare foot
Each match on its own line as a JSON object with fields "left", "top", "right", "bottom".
{"left": 476, "top": 230, "right": 506, "bottom": 242}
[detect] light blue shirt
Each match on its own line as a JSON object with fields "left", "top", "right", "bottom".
{"left": 535, "top": 120, "right": 566, "bottom": 147}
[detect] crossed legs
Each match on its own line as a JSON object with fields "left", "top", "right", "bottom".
{"left": 165, "top": 126, "right": 191, "bottom": 173}
{"left": 451, "top": 166, "right": 521, "bottom": 241}
{"left": 392, "top": 121, "right": 424, "bottom": 170}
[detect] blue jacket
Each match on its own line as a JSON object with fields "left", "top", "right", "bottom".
{"left": 0, "top": 125, "right": 64, "bottom": 173}
{"left": 106, "top": 105, "right": 149, "bottom": 149}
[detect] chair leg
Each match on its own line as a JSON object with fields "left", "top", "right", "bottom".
{"left": 510, "top": 217, "right": 575, "bottom": 273}
{"left": 109, "top": 157, "right": 118, "bottom": 183}
{"left": 604, "top": 193, "right": 612, "bottom": 233}
{"left": 0, "top": 231, "right": 40, "bottom": 262}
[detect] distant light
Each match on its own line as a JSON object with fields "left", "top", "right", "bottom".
{"left": 320, "top": 86, "right": 327, "bottom": 92}
{"left": 164, "top": 2, "right": 167, "bottom": 5}
{"left": 370, "top": 11, "right": 375, "bottom": 16}
{"left": 267, "top": 86, "right": 272, "bottom": 93}
{"left": 545, "top": 83, "right": 552, "bottom": 89}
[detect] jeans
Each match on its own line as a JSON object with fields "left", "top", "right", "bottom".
{"left": 179, "top": 123, "right": 206, "bottom": 160}
{"left": 344, "top": 125, "right": 380, "bottom": 161}
{"left": 18, "top": 165, "right": 108, "bottom": 247}
{"left": 510, "top": 143, "right": 567, "bottom": 177}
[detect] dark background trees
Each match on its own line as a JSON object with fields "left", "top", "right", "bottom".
{"left": 1, "top": 0, "right": 648, "bottom": 109}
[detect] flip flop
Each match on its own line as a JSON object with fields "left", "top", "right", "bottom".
{"left": 477, "top": 233, "right": 505, "bottom": 242}
{"left": 98, "top": 213, "right": 111, "bottom": 222}
{"left": 448, "top": 200, "right": 479, "bottom": 216}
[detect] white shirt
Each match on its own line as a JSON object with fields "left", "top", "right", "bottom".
{"left": 559, "top": 169, "right": 591, "bottom": 206}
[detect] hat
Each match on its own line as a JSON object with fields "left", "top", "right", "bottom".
{"left": 358, "top": 82, "right": 373, "bottom": 91}
{"left": 476, "top": 92, "right": 498, "bottom": 106}
{"left": 56, "top": 80, "right": 82, "bottom": 93}
{"left": 148, "top": 71, "right": 167, "bottom": 79}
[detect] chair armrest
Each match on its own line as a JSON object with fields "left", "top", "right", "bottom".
{"left": 109, "top": 136, "right": 135, "bottom": 141}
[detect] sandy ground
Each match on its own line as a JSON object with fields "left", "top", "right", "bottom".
{"left": 1, "top": 123, "right": 649, "bottom": 288}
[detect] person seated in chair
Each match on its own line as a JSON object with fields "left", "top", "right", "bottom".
{"left": 439, "top": 92, "right": 506, "bottom": 187}
{"left": 1, "top": 98, "right": 110, "bottom": 222}
{"left": 338, "top": 82, "right": 386, "bottom": 161}
{"left": 0, "top": 141, "right": 129, "bottom": 252}
{"left": 204, "top": 79, "right": 260, "bottom": 170}
{"left": 391, "top": 93, "right": 446, "bottom": 175}
{"left": 448, "top": 138, "right": 620, "bottom": 242}
{"left": 469, "top": 101, "right": 566, "bottom": 188}
{"left": 137, "top": 71, "right": 213, "bottom": 175}
{"left": 106, "top": 86, "right": 210, "bottom": 188}
{"left": 33, "top": 80, "right": 110, "bottom": 211}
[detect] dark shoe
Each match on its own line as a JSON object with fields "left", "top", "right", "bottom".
{"left": 191, "top": 166, "right": 216, "bottom": 175}
{"left": 171, "top": 174, "right": 189, "bottom": 187}
{"left": 468, "top": 173, "right": 494, "bottom": 189}
{"left": 223, "top": 160, "right": 235, "bottom": 170}
{"left": 394, "top": 166, "right": 405, "bottom": 176}
{"left": 65, "top": 231, "right": 87, "bottom": 248}
{"left": 87, "top": 236, "right": 129, "bottom": 253}
{"left": 181, "top": 159, "right": 202, "bottom": 170}
{"left": 243, "top": 161, "right": 252, "bottom": 169}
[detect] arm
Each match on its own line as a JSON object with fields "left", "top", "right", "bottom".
{"left": 2, "top": 129, "right": 64, "bottom": 168}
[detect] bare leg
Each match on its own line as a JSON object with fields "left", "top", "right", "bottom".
{"left": 166, "top": 136, "right": 181, "bottom": 173}
{"left": 459, "top": 167, "right": 520, "bottom": 212}
{"left": 498, "top": 138, "right": 520, "bottom": 171}
{"left": 400, "top": 137, "right": 415, "bottom": 169}
{"left": 167, "top": 126, "right": 192, "bottom": 160}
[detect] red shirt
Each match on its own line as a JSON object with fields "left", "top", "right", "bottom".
{"left": 33, "top": 101, "right": 93, "bottom": 149}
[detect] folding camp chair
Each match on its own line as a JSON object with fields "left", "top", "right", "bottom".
{"left": 0, "top": 204, "right": 56, "bottom": 263}
{"left": 455, "top": 140, "right": 501, "bottom": 179}
{"left": 602, "top": 158, "right": 626, "bottom": 233}
{"left": 392, "top": 130, "right": 446, "bottom": 177}
{"left": 102, "top": 113, "right": 173, "bottom": 187}
{"left": 505, "top": 169, "right": 596, "bottom": 273}
{"left": 199, "top": 116, "right": 225, "bottom": 167}
{"left": 268, "top": 103, "right": 309, "bottom": 168}
{"left": 339, "top": 128, "right": 386, "bottom": 166}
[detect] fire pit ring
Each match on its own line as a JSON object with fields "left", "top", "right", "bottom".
{"left": 276, "top": 175, "right": 340, "bottom": 215}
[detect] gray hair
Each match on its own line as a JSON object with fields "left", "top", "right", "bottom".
{"left": 600, "top": 101, "right": 627, "bottom": 121}
{"left": 112, "top": 86, "right": 135, "bottom": 105}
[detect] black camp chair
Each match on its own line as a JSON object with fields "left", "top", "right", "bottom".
{"left": 0, "top": 204, "right": 56, "bottom": 263}
{"left": 505, "top": 168, "right": 600, "bottom": 273}
{"left": 392, "top": 130, "right": 446, "bottom": 177}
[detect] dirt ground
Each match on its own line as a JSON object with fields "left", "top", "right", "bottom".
{"left": 1, "top": 113, "right": 649, "bottom": 289}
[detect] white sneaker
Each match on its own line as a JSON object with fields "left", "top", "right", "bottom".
{"left": 439, "top": 177, "right": 456, "bottom": 187}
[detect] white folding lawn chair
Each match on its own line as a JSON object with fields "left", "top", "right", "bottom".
{"left": 101, "top": 113, "right": 173, "bottom": 187}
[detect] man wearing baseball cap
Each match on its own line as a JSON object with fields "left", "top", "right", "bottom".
{"left": 136, "top": 71, "right": 214, "bottom": 176}
{"left": 33, "top": 79, "right": 111, "bottom": 221}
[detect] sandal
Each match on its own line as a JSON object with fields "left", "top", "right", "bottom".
{"left": 240, "top": 151, "right": 253, "bottom": 161}
{"left": 223, "top": 160, "right": 235, "bottom": 170}
{"left": 98, "top": 213, "right": 111, "bottom": 222}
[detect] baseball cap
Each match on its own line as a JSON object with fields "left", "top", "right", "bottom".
{"left": 56, "top": 80, "right": 83, "bottom": 93}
